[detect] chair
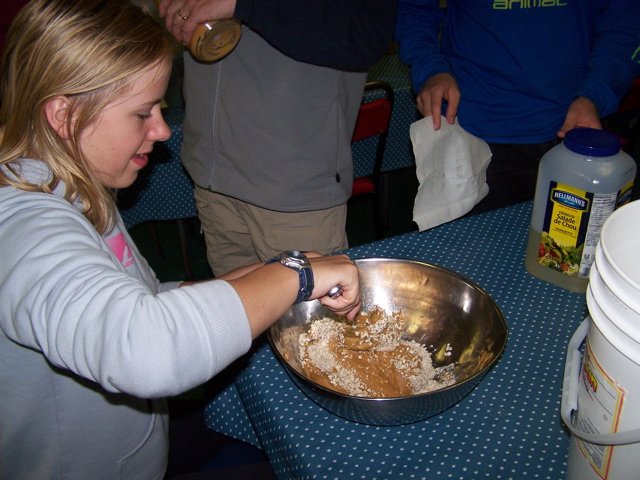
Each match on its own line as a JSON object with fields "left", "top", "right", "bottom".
{"left": 351, "top": 80, "right": 395, "bottom": 239}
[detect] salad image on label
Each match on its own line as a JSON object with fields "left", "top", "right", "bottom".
{"left": 537, "top": 231, "right": 583, "bottom": 276}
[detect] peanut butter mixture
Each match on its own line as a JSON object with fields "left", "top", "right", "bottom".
{"left": 298, "top": 308, "right": 455, "bottom": 398}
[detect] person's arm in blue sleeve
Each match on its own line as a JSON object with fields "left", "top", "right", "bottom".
{"left": 557, "top": 0, "right": 640, "bottom": 137}
{"left": 394, "top": 0, "right": 459, "bottom": 129}
{"left": 575, "top": 0, "right": 640, "bottom": 118}
{"left": 394, "top": 0, "right": 449, "bottom": 95}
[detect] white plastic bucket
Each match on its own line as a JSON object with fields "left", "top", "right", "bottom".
{"left": 562, "top": 302, "right": 640, "bottom": 479}
{"left": 595, "top": 244, "right": 640, "bottom": 315}
{"left": 599, "top": 200, "right": 640, "bottom": 301}
{"left": 562, "top": 201, "right": 640, "bottom": 479}
{"left": 590, "top": 260, "right": 640, "bottom": 340}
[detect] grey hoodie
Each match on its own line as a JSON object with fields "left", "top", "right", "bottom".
{"left": 0, "top": 159, "right": 252, "bottom": 479}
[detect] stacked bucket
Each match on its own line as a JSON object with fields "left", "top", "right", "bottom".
{"left": 562, "top": 199, "right": 640, "bottom": 479}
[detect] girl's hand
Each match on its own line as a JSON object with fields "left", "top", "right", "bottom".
{"left": 308, "top": 254, "right": 361, "bottom": 321}
{"left": 186, "top": 252, "right": 361, "bottom": 338}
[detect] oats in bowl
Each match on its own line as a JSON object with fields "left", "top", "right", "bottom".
{"left": 298, "top": 307, "right": 455, "bottom": 398}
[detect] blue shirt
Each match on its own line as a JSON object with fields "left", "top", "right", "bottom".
{"left": 395, "top": 0, "right": 640, "bottom": 143}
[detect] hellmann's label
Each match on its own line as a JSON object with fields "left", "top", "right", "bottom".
{"left": 536, "top": 181, "right": 632, "bottom": 278}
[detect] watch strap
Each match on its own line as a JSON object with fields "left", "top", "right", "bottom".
{"left": 265, "top": 251, "right": 314, "bottom": 304}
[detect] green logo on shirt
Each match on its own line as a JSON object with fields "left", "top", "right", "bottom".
{"left": 494, "top": 0, "right": 567, "bottom": 9}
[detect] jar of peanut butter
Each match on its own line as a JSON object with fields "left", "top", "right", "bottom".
{"left": 188, "top": 18, "right": 241, "bottom": 62}
{"left": 151, "top": 0, "right": 241, "bottom": 62}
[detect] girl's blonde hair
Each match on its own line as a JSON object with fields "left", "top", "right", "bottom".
{"left": 0, "top": 0, "right": 175, "bottom": 234}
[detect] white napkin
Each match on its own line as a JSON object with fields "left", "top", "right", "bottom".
{"left": 411, "top": 116, "right": 492, "bottom": 231}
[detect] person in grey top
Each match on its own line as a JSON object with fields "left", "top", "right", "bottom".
{"left": 159, "top": 0, "right": 398, "bottom": 276}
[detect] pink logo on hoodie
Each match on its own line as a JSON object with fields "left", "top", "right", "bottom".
{"left": 106, "top": 233, "right": 135, "bottom": 268}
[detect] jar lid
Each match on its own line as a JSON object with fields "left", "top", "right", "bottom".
{"left": 563, "top": 128, "right": 621, "bottom": 157}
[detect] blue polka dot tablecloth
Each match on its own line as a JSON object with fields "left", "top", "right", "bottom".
{"left": 204, "top": 201, "right": 589, "bottom": 480}
{"left": 352, "top": 54, "right": 418, "bottom": 179}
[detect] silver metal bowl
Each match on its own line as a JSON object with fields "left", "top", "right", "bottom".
{"left": 267, "top": 258, "right": 508, "bottom": 426}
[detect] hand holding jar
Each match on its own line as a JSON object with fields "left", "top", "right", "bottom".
{"left": 157, "top": 0, "right": 241, "bottom": 62}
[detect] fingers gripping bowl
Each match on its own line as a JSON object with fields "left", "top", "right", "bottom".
{"left": 267, "top": 258, "right": 508, "bottom": 426}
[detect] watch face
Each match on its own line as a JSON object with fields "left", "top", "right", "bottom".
{"left": 280, "top": 251, "right": 310, "bottom": 269}
{"left": 271, "top": 251, "right": 314, "bottom": 304}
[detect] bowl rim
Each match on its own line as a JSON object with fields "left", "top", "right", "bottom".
{"left": 267, "top": 257, "right": 509, "bottom": 401}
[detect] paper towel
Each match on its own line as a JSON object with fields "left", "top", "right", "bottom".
{"left": 411, "top": 116, "right": 492, "bottom": 231}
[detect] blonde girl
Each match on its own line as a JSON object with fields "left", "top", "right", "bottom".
{"left": 0, "top": 1, "right": 360, "bottom": 478}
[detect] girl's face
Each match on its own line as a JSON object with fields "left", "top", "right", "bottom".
{"left": 79, "top": 61, "right": 172, "bottom": 189}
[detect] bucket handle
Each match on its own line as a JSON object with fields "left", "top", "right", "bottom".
{"left": 561, "top": 316, "right": 640, "bottom": 445}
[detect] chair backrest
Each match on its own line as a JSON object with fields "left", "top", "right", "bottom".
{"left": 352, "top": 81, "right": 394, "bottom": 183}
{"left": 352, "top": 81, "right": 394, "bottom": 140}
{"left": 350, "top": 81, "right": 395, "bottom": 239}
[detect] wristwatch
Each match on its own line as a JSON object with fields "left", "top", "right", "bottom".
{"left": 265, "top": 251, "right": 315, "bottom": 304}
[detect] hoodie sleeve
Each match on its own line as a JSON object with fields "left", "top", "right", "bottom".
{"left": 0, "top": 191, "right": 252, "bottom": 399}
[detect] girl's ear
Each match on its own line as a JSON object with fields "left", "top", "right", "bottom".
{"left": 44, "top": 95, "right": 73, "bottom": 139}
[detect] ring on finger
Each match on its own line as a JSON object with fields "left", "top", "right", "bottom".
{"left": 177, "top": 9, "right": 188, "bottom": 21}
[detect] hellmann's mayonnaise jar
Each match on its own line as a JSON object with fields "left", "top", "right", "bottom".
{"left": 525, "top": 128, "right": 636, "bottom": 293}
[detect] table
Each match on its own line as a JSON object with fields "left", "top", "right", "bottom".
{"left": 204, "top": 201, "right": 589, "bottom": 479}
